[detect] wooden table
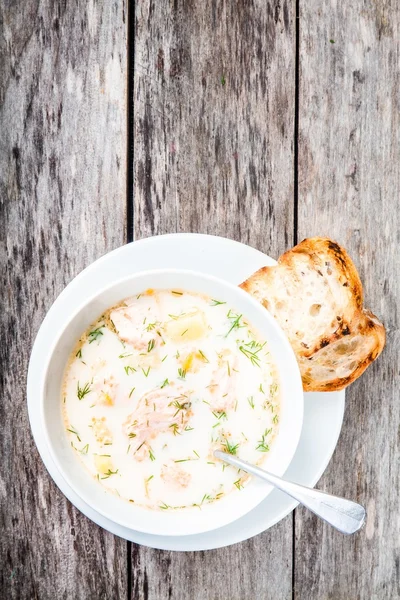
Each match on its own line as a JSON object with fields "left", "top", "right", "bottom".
{"left": 1, "top": 1, "right": 399, "bottom": 598}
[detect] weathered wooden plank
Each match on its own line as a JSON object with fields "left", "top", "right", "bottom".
{"left": 295, "top": 1, "right": 400, "bottom": 598}
{"left": 0, "top": 1, "right": 128, "bottom": 598}
{"left": 133, "top": 1, "right": 295, "bottom": 598}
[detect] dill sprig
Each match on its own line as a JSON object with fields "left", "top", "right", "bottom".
{"left": 169, "top": 423, "right": 180, "bottom": 436}
{"left": 247, "top": 396, "right": 255, "bottom": 409}
{"left": 76, "top": 349, "right": 82, "bottom": 359}
{"left": 210, "top": 299, "right": 226, "bottom": 306}
{"left": 147, "top": 339, "right": 155, "bottom": 352}
{"left": 67, "top": 426, "right": 81, "bottom": 442}
{"left": 119, "top": 351, "right": 134, "bottom": 359}
{"left": 239, "top": 344, "right": 262, "bottom": 367}
{"left": 198, "top": 349, "right": 209, "bottom": 363}
{"left": 77, "top": 381, "right": 92, "bottom": 400}
{"left": 256, "top": 428, "right": 272, "bottom": 452}
{"left": 225, "top": 310, "right": 244, "bottom": 337}
{"left": 223, "top": 439, "right": 239, "bottom": 455}
{"left": 160, "top": 378, "right": 169, "bottom": 389}
{"left": 149, "top": 447, "right": 156, "bottom": 461}
{"left": 212, "top": 410, "right": 227, "bottom": 421}
{"left": 88, "top": 326, "right": 104, "bottom": 344}
{"left": 178, "top": 368, "right": 186, "bottom": 380}
{"left": 124, "top": 365, "right": 137, "bottom": 375}
{"left": 101, "top": 468, "right": 119, "bottom": 480}
{"left": 142, "top": 366, "right": 151, "bottom": 377}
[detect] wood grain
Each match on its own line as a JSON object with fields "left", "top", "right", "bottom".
{"left": 132, "top": 1, "right": 295, "bottom": 598}
{"left": 133, "top": 0, "right": 295, "bottom": 258}
{"left": 295, "top": 1, "right": 400, "bottom": 598}
{"left": 0, "top": 1, "right": 128, "bottom": 598}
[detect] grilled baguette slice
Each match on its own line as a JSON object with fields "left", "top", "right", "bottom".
{"left": 240, "top": 237, "right": 385, "bottom": 392}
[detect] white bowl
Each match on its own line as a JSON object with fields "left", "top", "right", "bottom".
{"left": 40, "top": 269, "right": 303, "bottom": 537}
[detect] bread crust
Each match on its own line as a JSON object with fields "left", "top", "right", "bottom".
{"left": 240, "top": 237, "right": 385, "bottom": 392}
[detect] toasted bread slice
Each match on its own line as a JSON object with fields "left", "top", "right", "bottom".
{"left": 240, "top": 237, "right": 385, "bottom": 392}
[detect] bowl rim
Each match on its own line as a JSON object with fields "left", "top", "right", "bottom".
{"left": 39, "top": 267, "right": 304, "bottom": 536}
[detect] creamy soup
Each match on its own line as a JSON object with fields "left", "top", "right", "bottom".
{"left": 63, "top": 289, "right": 280, "bottom": 511}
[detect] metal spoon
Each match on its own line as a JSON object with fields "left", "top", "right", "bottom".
{"left": 214, "top": 450, "right": 366, "bottom": 534}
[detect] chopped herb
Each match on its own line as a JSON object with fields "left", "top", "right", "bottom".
{"left": 161, "top": 355, "right": 168, "bottom": 362}
{"left": 181, "top": 329, "right": 189, "bottom": 337}
{"left": 171, "top": 290, "right": 183, "bottom": 295}
{"left": 178, "top": 368, "right": 186, "bottom": 380}
{"left": 147, "top": 339, "right": 155, "bottom": 352}
{"left": 226, "top": 312, "right": 244, "bottom": 337}
{"left": 211, "top": 299, "right": 226, "bottom": 306}
{"left": 76, "top": 349, "right": 82, "bottom": 359}
{"left": 227, "top": 361, "right": 231, "bottom": 376}
{"left": 193, "top": 450, "right": 200, "bottom": 459}
{"left": 202, "top": 399, "right": 211, "bottom": 406}
{"left": 221, "top": 74, "right": 226, "bottom": 86}
{"left": 247, "top": 396, "right": 255, "bottom": 409}
{"left": 135, "top": 441, "right": 145, "bottom": 454}
{"left": 127, "top": 444, "right": 131, "bottom": 454}
{"left": 273, "top": 414, "right": 279, "bottom": 425}
{"left": 174, "top": 458, "right": 191, "bottom": 463}
{"left": 124, "top": 365, "right": 137, "bottom": 375}
{"left": 239, "top": 344, "right": 262, "bottom": 367}
{"left": 241, "top": 432, "right": 248, "bottom": 441}
{"left": 149, "top": 447, "right": 156, "bottom": 461}
{"left": 119, "top": 352, "right": 134, "bottom": 359}
{"left": 171, "top": 399, "right": 190, "bottom": 417}
{"left": 256, "top": 428, "right": 272, "bottom": 452}
{"left": 212, "top": 410, "right": 227, "bottom": 420}
{"left": 234, "top": 399, "right": 238, "bottom": 411}
{"left": 128, "top": 432, "right": 137, "bottom": 438}
{"left": 207, "top": 461, "right": 215, "bottom": 465}
{"left": 169, "top": 423, "right": 180, "bottom": 436}
{"left": 80, "top": 444, "right": 89, "bottom": 454}
{"left": 67, "top": 426, "right": 81, "bottom": 442}
{"left": 198, "top": 349, "right": 209, "bottom": 363}
{"left": 146, "top": 475, "right": 154, "bottom": 482}
{"left": 159, "top": 502, "right": 170, "bottom": 509}
{"left": 88, "top": 326, "right": 104, "bottom": 344}
{"left": 223, "top": 439, "right": 239, "bottom": 455}
{"left": 330, "top": 39, "right": 335, "bottom": 44}
{"left": 175, "top": 350, "right": 180, "bottom": 359}
{"left": 77, "top": 381, "right": 92, "bottom": 400}
{"left": 160, "top": 378, "right": 169, "bottom": 389}
{"left": 129, "top": 387, "right": 135, "bottom": 398}
{"left": 146, "top": 321, "right": 158, "bottom": 331}
{"left": 185, "top": 425, "right": 194, "bottom": 432}
{"left": 234, "top": 479, "right": 243, "bottom": 490}
{"left": 259, "top": 383, "right": 265, "bottom": 394}
{"left": 142, "top": 366, "right": 151, "bottom": 377}
{"left": 101, "top": 468, "right": 119, "bottom": 479}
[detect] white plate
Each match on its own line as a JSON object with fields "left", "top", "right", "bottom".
{"left": 28, "top": 233, "right": 345, "bottom": 551}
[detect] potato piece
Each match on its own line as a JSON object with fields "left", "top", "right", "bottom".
{"left": 94, "top": 455, "right": 113, "bottom": 474}
{"left": 164, "top": 311, "right": 207, "bottom": 342}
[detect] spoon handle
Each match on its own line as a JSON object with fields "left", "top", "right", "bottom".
{"left": 214, "top": 451, "right": 366, "bottom": 535}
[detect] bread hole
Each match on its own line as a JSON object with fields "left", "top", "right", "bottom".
{"left": 348, "top": 361, "right": 357, "bottom": 371}
{"left": 309, "top": 303, "right": 322, "bottom": 317}
{"left": 336, "top": 343, "right": 350, "bottom": 355}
